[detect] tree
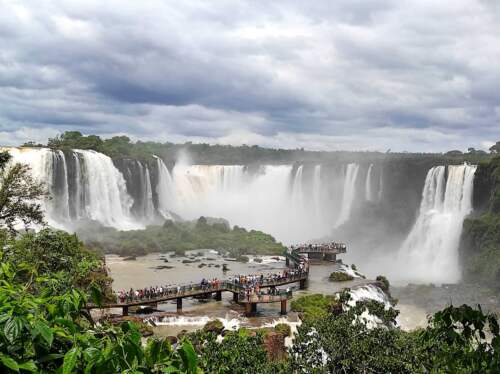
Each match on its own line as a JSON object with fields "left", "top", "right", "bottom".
{"left": 489, "top": 141, "right": 500, "bottom": 154}
{"left": 0, "top": 152, "right": 47, "bottom": 233}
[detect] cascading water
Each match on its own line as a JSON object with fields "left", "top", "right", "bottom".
{"left": 397, "top": 163, "right": 477, "bottom": 284}
{"left": 73, "top": 150, "right": 138, "bottom": 229}
{"left": 335, "top": 163, "right": 360, "bottom": 228}
{"left": 365, "top": 164, "right": 373, "bottom": 201}
{"left": 153, "top": 162, "right": 361, "bottom": 243}
{"left": 3, "top": 147, "right": 141, "bottom": 230}
{"left": 2, "top": 145, "right": 478, "bottom": 283}
{"left": 155, "top": 156, "right": 175, "bottom": 219}
{"left": 144, "top": 166, "right": 155, "bottom": 219}
{"left": 312, "top": 165, "right": 322, "bottom": 218}
{"left": 4, "top": 147, "right": 66, "bottom": 228}
{"left": 291, "top": 165, "right": 304, "bottom": 211}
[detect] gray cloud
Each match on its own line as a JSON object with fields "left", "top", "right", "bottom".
{"left": 0, "top": 0, "right": 499, "bottom": 151}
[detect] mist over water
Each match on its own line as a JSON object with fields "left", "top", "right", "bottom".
{"left": 2, "top": 147, "right": 477, "bottom": 284}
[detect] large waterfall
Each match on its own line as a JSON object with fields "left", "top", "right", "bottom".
{"left": 5, "top": 147, "right": 140, "bottom": 230}
{"left": 397, "top": 164, "right": 477, "bottom": 283}
{"left": 74, "top": 150, "right": 137, "bottom": 229}
{"left": 1, "top": 147, "right": 481, "bottom": 283}
{"left": 0, "top": 147, "right": 382, "bottom": 241}
{"left": 336, "top": 163, "right": 360, "bottom": 228}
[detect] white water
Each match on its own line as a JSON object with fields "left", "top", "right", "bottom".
{"left": 144, "top": 165, "right": 155, "bottom": 218}
{"left": 74, "top": 150, "right": 138, "bottom": 230}
{"left": 339, "top": 264, "right": 364, "bottom": 279}
{"left": 397, "top": 163, "right": 477, "bottom": 284}
{"left": 2, "top": 147, "right": 372, "bottom": 242}
{"left": 150, "top": 315, "right": 242, "bottom": 331}
{"left": 155, "top": 156, "right": 175, "bottom": 219}
{"left": 160, "top": 163, "right": 359, "bottom": 243}
{"left": 348, "top": 285, "right": 393, "bottom": 329}
{"left": 348, "top": 284, "right": 392, "bottom": 309}
{"left": 291, "top": 165, "right": 304, "bottom": 212}
{"left": 4, "top": 147, "right": 140, "bottom": 230}
{"left": 335, "top": 163, "right": 360, "bottom": 228}
{"left": 3, "top": 147, "right": 62, "bottom": 228}
{"left": 312, "top": 165, "right": 322, "bottom": 218}
{"left": 365, "top": 164, "right": 373, "bottom": 201}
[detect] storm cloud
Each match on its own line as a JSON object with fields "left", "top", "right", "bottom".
{"left": 0, "top": 0, "right": 499, "bottom": 151}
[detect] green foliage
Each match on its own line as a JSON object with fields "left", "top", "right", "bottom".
{"left": 41, "top": 131, "right": 492, "bottom": 165}
{"left": 189, "top": 330, "right": 276, "bottom": 374}
{"left": 274, "top": 323, "right": 291, "bottom": 337}
{"left": 329, "top": 271, "right": 354, "bottom": 282}
{"left": 290, "top": 294, "right": 340, "bottom": 321}
{"left": 421, "top": 304, "right": 500, "bottom": 373}
{"left": 1, "top": 228, "right": 113, "bottom": 300}
{"left": 290, "top": 299, "right": 420, "bottom": 373}
{"left": 80, "top": 218, "right": 286, "bottom": 257}
{"left": 489, "top": 141, "right": 500, "bottom": 154}
{"left": 0, "top": 151, "right": 46, "bottom": 233}
{"left": 202, "top": 319, "right": 224, "bottom": 335}
{"left": 47, "top": 131, "right": 103, "bottom": 151}
{"left": 376, "top": 275, "right": 390, "bottom": 292}
{"left": 0, "top": 259, "right": 201, "bottom": 373}
{"left": 461, "top": 155, "right": 500, "bottom": 286}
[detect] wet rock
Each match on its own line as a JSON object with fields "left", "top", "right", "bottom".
{"left": 263, "top": 332, "right": 287, "bottom": 361}
{"left": 166, "top": 336, "right": 178, "bottom": 345}
{"left": 203, "top": 319, "right": 224, "bottom": 335}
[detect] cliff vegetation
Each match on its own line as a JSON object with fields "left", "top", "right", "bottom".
{"left": 461, "top": 155, "right": 500, "bottom": 287}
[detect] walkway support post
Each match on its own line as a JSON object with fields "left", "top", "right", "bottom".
{"left": 299, "top": 278, "right": 307, "bottom": 290}
{"left": 233, "top": 292, "right": 238, "bottom": 302}
{"left": 244, "top": 303, "right": 258, "bottom": 316}
{"left": 215, "top": 291, "right": 222, "bottom": 301}
{"left": 177, "top": 297, "right": 182, "bottom": 312}
{"left": 123, "top": 306, "right": 129, "bottom": 316}
{"left": 281, "top": 300, "right": 287, "bottom": 315}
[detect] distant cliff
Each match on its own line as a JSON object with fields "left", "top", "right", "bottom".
{"left": 460, "top": 156, "right": 500, "bottom": 287}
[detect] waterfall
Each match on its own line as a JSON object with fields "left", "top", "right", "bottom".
{"left": 291, "top": 165, "right": 304, "bottom": 211}
{"left": 335, "top": 163, "right": 360, "bottom": 228}
{"left": 134, "top": 161, "right": 155, "bottom": 220}
{"left": 51, "top": 150, "right": 70, "bottom": 220}
{"left": 155, "top": 156, "right": 175, "bottom": 219}
{"left": 397, "top": 163, "right": 477, "bottom": 283}
{"left": 144, "top": 165, "right": 155, "bottom": 219}
{"left": 365, "top": 164, "right": 373, "bottom": 201}
{"left": 74, "top": 150, "right": 138, "bottom": 229}
{"left": 72, "top": 152, "right": 83, "bottom": 219}
{"left": 4, "top": 147, "right": 62, "bottom": 227}
{"left": 312, "top": 165, "right": 322, "bottom": 217}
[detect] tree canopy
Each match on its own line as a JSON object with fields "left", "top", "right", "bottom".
{"left": 0, "top": 151, "right": 46, "bottom": 233}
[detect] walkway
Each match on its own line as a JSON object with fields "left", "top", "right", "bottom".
{"left": 89, "top": 242, "right": 344, "bottom": 317}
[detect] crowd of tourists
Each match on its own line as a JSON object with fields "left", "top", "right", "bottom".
{"left": 117, "top": 279, "right": 224, "bottom": 303}
{"left": 290, "top": 242, "right": 347, "bottom": 252}
{"left": 116, "top": 258, "right": 308, "bottom": 304}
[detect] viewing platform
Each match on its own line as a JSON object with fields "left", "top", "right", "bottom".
{"left": 288, "top": 243, "right": 347, "bottom": 263}
{"left": 238, "top": 291, "right": 293, "bottom": 316}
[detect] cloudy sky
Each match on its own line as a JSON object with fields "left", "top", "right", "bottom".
{"left": 1, "top": 0, "right": 499, "bottom": 152}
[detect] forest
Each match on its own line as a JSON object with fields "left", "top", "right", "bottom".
{"left": 24, "top": 131, "right": 493, "bottom": 165}
{"left": 78, "top": 217, "right": 286, "bottom": 257}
